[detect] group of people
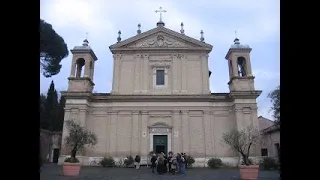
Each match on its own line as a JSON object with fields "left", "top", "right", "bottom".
{"left": 150, "top": 152, "right": 188, "bottom": 175}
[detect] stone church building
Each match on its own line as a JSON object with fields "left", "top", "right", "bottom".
{"left": 59, "top": 19, "right": 262, "bottom": 166}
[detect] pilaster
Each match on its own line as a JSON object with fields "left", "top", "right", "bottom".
{"left": 70, "top": 57, "right": 76, "bottom": 77}
{"left": 141, "top": 111, "right": 148, "bottom": 156}
{"left": 181, "top": 55, "right": 187, "bottom": 93}
{"left": 172, "top": 55, "right": 179, "bottom": 94}
{"left": 134, "top": 54, "right": 142, "bottom": 94}
{"left": 83, "top": 58, "right": 90, "bottom": 78}
{"left": 61, "top": 108, "right": 71, "bottom": 155}
{"left": 172, "top": 110, "right": 181, "bottom": 153}
{"left": 131, "top": 111, "right": 140, "bottom": 155}
{"left": 108, "top": 110, "right": 118, "bottom": 156}
{"left": 201, "top": 54, "right": 210, "bottom": 94}
{"left": 231, "top": 57, "right": 238, "bottom": 77}
{"left": 203, "top": 110, "right": 212, "bottom": 156}
{"left": 141, "top": 55, "right": 149, "bottom": 94}
{"left": 181, "top": 110, "right": 189, "bottom": 153}
{"left": 112, "top": 54, "right": 121, "bottom": 94}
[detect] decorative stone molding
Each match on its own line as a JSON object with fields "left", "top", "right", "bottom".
{"left": 150, "top": 60, "right": 171, "bottom": 68}
{"left": 113, "top": 54, "right": 122, "bottom": 59}
{"left": 149, "top": 114, "right": 171, "bottom": 118}
{"left": 137, "top": 35, "right": 189, "bottom": 48}
{"left": 149, "top": 128, "right": 172, "bottom": 133}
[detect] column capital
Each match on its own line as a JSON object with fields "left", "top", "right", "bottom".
{"left": 141, "top": 111, "right": 149, "bottom": 115}
{"left": 143, "top": 54, "right": 150, "bottom": 59}
{"left": 181, "top": 110, "right": 189, "bottom": 114}
{"left": 172, "top": 110, "right": 181, "bottom": 114}
{"left": 113, "top": 54, "right": 122, "bottom": 59}
{"left": 108, "top": 110, "right": 118, "bottom": 115}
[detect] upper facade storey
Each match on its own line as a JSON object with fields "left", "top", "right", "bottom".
{"left": 109, "top": 22, "right": 214, "bottom": 95}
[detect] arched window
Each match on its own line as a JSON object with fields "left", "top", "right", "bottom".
{"left": 75, "top": 58, "right": 85, "bottom": 78}
{"left": 237, "top": 57, "right": 247, "bottom": 77}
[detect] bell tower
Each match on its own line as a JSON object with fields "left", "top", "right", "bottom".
{"left": 68, "top": 39, "right": 98, "bottom": 92}
{"left": 225, "top": 38, "right": 255, "bottom": 92}
{"left": 225, "top": 37, "right": 262, "bottom": 131}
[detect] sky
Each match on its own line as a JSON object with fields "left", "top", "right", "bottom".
{"left": 40, "top": 0, "right": 279, "bottom": 120}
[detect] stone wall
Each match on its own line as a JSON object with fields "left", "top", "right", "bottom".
{"left": 40, "top": 129, "right": 62, "bottom": 163}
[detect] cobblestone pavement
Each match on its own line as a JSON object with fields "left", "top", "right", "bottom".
{"left": 40, "top": 164, "right": 280, "bottom": 180}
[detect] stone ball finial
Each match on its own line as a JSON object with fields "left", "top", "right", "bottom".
{"left": 180, "top": 22, "right": 185, "bottom": 34}
{"left": 200, "top": 30, "right": 205, "bottom": 42}
{"left": 137, "top": 23, "right": 141, "bottom": 34}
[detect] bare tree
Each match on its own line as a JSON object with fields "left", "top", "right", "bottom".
{"left": 64, "top": 120, "right": 97, "bottom": 161}
{"left": 222, "top": 126, "right": 260, "bottom": 166}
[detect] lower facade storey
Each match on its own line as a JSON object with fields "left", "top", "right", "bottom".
{"left": 58, "top": 155, "right": 264, "bottom": 167}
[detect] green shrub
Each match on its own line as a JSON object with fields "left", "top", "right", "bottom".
{"left": 241, "top": 158, "right": 253, "bottom": 165}
{"left": 64, "top": 157, "right": 79, "bottom": 163}
{"left": 260, "top": 157, "right": 278, "bottom": 170}
{"left": 207, "top": 157, "right": 223, "bottom": 168}
{"left": 124, "top": 155, "right": 134, "bottom": 167}
{"left": 186, "top": 156, "right": 195, "bottom": 167}
{"left": 100, "top": 157, "right": 115, "bottom": 167}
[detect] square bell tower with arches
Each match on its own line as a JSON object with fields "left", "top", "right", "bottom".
{"left": 67, "top": 39, "right": 98, "bottom": 92}
{"left": 225, "top": 38, "right": 262, "bottom": 130}
{"left": 225, "top": 38, "right": 255, "bottom": 92}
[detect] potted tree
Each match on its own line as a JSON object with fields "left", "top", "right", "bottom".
{"left": 222, "top": 126, "right": 260, "bottom": 180}
{"left": 63, "top": 120, "right": 97, "bottom": 176}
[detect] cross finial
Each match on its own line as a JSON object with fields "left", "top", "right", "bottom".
{"left": 155, "top": 7, "right": 167, "bottom": 22}
{"left": 86, "top": 32, "right": 89, "bottom": 39}
{"left": 234, "top": 30, "right": 240, "bottom": 44}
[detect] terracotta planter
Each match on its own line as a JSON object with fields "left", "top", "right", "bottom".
{"left": 63, "top": 162, "right": 81, "bottom": 176}
{"left": 239, "top": 165, "right": 259, "bottom": 180}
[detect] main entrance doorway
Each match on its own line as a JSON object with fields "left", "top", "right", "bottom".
{"left": 153, "top": 135, "right": 168, "bottom": 154}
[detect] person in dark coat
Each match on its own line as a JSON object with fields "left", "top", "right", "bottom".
{"left": 134, "top": 155, "right": 141, "bottom": 170}
{"left": 176, "top": 153, "right": 181, "bottom": 173}
{"left": 163, "top": 155, "right": 168, "bottom": 173}
{"left": 157, "top": 152, "right": 166, "bottom": 174}
{"left": 150, "top": 153, "right": 157, "bottom": 173}
{"left": 167, "top": 152, "right": 173, "bottom": 173}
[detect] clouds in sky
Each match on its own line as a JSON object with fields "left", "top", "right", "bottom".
{"left": 40, "top": 0, "right": 279, "bottom": 120}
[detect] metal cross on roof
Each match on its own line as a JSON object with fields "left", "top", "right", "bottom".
{"left": 155, "top": 7, "right": 167, "bottom": 22}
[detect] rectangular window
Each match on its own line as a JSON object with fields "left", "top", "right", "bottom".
{"left": 156, "top": 70, "right": 165, "bottom": 85}
{"left": 261, "top": 148, "right": 268, "bottom": 156}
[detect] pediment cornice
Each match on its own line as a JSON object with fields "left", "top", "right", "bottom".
{"left": 109, "top": 26, "right": 213, "bottom": 53}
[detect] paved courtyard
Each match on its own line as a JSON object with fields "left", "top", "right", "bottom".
{"left": 40, "top": 164, "right": 280, "bottom": 180}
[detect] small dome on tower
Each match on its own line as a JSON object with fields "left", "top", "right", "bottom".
{"left": 230, "top": 38, "right": 250, "bottom": 49}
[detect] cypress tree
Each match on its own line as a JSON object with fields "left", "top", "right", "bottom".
{"left": 44, "top": 80, "right": 59, "bottom": 131}
{"left": 56, "top": 95, "right": 66, "bottom": 131}
{"left": 40, "top": 94, "right": 47, "bottom": 129}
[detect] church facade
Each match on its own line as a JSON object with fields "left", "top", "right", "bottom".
{"left": 59, "top": 20, "right": 262, "bottom": 167}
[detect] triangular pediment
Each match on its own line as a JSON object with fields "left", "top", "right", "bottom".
{"left": 109, "top": 26, "right": 213, "bottom": 53}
